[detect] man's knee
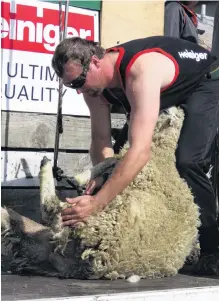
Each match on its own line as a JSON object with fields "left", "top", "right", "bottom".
{"left": 175, "top": 148, "right": 200, "bottom": 174}
{"left": 176, "top": 156, "right": 193, "bottom": 174}
{"left": 175, "top": 149, "right": 211, "bottom": 176}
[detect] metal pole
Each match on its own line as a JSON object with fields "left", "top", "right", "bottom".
{"left": 63, "top": 0, "right": 69, "bottom": 39}
{"left": 201, "top": 4, "right": 206, "bottom": 22}
{"left": 53, "top": 1, "right": 65, "bottom": 173}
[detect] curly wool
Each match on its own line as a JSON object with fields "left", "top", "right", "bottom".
{"left": 73, "top": 109, "right": 200, "bottom": 279}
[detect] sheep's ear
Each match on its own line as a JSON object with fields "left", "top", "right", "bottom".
{"left": 155, "top": 107, "right": 180, "bottom": 133}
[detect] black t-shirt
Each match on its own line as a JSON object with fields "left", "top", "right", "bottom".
{"left": 102, "top": 36, "right": 217, "bottom": 112}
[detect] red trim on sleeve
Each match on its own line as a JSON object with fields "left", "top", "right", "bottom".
{"left": 125, "top": 48, "right": 179, "bottom": 93}
{"left": 106, "top": 47, "right": 125, "bottom": 90}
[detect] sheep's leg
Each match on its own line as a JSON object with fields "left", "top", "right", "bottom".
{"left": 73, "top": 157, "right": 118, "bottom": 187}
{"left": 1, "top": 207, "right": 54, "bottom": 262}
{"left": 1, "top": 207, "right": 59, "bottom": 276}
{"left": 39, "top": 156, "right": 61, "bottom": 224}
{"left": 1, "top": 207, "right": 53, "bottom": 238}
{"left": 39, "top": 157, "right": 72, "bottom": 244}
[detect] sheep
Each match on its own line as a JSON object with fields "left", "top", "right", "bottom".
{"left": 1, "top": 108, "right": 201, "bottom": 280}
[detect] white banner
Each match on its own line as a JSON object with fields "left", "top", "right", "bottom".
{"left": 1, "top": 0, "right": 99, "bottom": 116}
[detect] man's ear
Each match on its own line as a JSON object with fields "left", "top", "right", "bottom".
{"left": 91, "top": 55, "right": 101, "bottom": 68}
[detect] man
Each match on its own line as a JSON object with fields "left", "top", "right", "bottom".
{"left": 164, "top": 1, "right": 200, "bottom": 43}
{"left": 52, "top": 35, "right": 219, "bottom": 275}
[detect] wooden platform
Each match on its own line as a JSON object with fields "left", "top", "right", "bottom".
{"left": 1, "top": 273, "right": 219, "bottom": 301}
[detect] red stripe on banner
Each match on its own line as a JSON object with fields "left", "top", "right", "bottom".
{"left": 1, "top": 1, "right": 95, "bottom": 54}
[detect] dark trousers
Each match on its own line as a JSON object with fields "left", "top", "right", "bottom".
{"left": 175, "top": 76, "right": 219, "bottom": 253}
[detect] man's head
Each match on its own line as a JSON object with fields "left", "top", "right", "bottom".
{"left": 52, "top": 37, "right": 107, "bottom": 97}
{"left": 180, "top": 1, "right": 199, "bottom": 9}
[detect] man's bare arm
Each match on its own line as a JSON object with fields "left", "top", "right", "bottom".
{"left": 61, "top": 53, "right": 176, "bottom": 226}
{"left": 93, "top": 53, "right": 175, "bottom": 208}
{"left": 83, "top": 94, "right": 114, "bottom": 165}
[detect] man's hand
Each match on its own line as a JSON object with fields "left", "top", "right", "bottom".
{"left": 61, "top": 195, "right": 101, "bottom": 227}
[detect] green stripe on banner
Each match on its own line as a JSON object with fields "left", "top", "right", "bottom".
{"left": 41, "top": 0, "right": 101, "bottom": 11}
{"left": 69, "top": 1, "right": 101, "bottom": 10}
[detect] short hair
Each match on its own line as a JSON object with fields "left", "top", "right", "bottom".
{"left": 179, "top": 1, "right": 199, "bottom": 6}
{"left": 52, "top": 37, "right": 106, "bottom": 77}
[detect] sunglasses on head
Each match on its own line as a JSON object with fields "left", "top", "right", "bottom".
{"left": 64, "top": 66, "right": 88, "bottom": 90}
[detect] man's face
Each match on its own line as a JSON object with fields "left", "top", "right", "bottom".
{"left": 62, "top": 56, "right": 105, "bottom": 97}
{"left": 187, "top": 1, "right": 199, "bottom": 9}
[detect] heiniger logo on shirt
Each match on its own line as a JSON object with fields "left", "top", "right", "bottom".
{"left": 178, "top": 49, "right": 208, "bottom": 62}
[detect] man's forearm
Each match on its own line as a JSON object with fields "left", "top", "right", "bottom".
{"left": 94, "top": 147, "right": 150, "bottom": 208}
{"left": 90, "top": 142, "right": 114, "bottom": 166}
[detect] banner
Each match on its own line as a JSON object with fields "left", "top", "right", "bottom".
{"left": 1, "top": 0, "right": 99, "bottom": 115}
